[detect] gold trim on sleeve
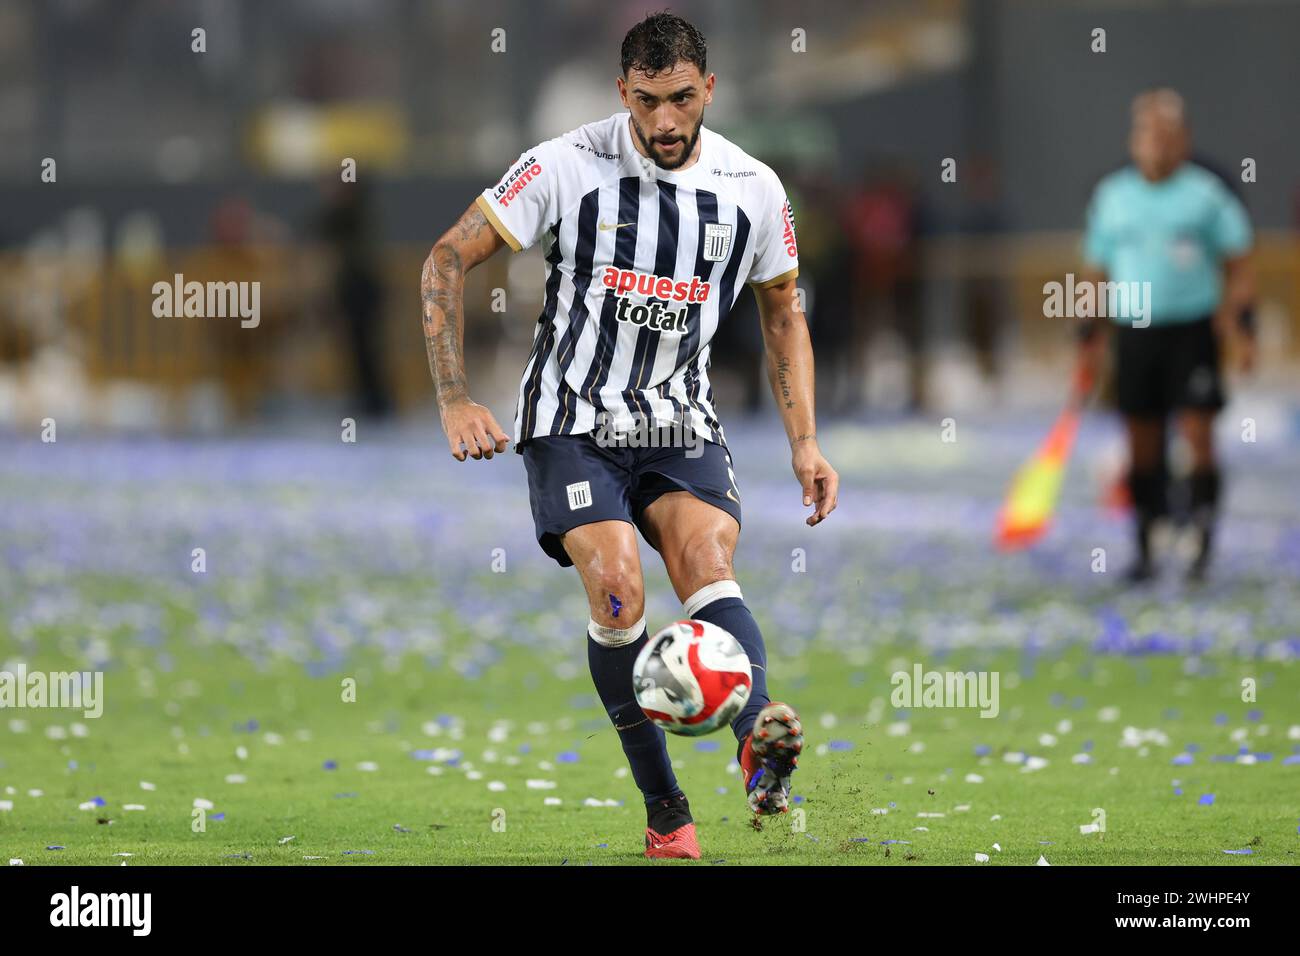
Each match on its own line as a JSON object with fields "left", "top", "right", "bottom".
{"left": 748, "top": 267, "right": 799, "bottom": 289}
{"left": 475, "top": 194, "right": 523, "bottom": 252}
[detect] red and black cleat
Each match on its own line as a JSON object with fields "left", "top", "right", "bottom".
{"left": 644, "top": 793, "right": 700, "bottom": 859}
{"left": 739, "top": 702, "right": 803, "bottom": 815}
{"left": 644, "top": 820, "right": 701, "bottom": 859}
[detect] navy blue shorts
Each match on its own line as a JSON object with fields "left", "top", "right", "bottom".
{"left": 520, "top": 428, "right": 742, "bottom": 568}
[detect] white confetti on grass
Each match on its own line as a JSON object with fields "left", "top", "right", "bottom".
{"left": 871, "top": 808, "right": 889, "bottom": 815}
{"left": 1080, "top": 823, "right": 1101, "bottom": 834}
{"left": 954, "top": 804, "right": 971, "bottom": 812}
{"left": 964, "top": 773, "right": 984, "bottom": 784}
{"left": 193, "top": 798, "right": 214, "bottom": 810}
{"left": 1071, "top": 753, "right": 1093, "bottom": 764}
{"left": 487, "top": 781, "right": 506, "bottom": 792}
{"left": 78, "top": 801, "right": 98, "bottom": 811}
{"left": 917, "top": 812, "right": 946, "bottom": 818}
{"left": 225, "top": 774, "right": 247, "bottom": 784}
{"left": 139, "top": 781, "right": 156, "bottom": 791}
{"left": 465, "top": 770, "right": 483, "bottom": 781}
{"left": 278, "top": 836, "right": 295, "bottom": 845}
{"left": 235, "top": 746, "right": 248, "bottom": 760}
{"left": 123, "top": 805, "right": 146, "bottom": 812}
{"left": 1036, "top": 855, "right": 1051, "bottom": 866}
{"left": 913, "top": 826, "right": 929, "bottom": 832}
{"left": 526, "top": 779, "right": 557, "bottom": 790}
{"left": 9, "top": 859, "right": 22, "bottom": 866}
{"left": 1098, "top": 707, "right": 1120, "bottom": 723}
{"left": 0, "top": 801, "right": 12, "bottom": 812}
{"left": 27, "top": 789, "right": 43, "bottom": 798}
{"left": 543, "top": 797, "right": 562, "bottom": 806}
{"left": 975, "top": 852, "right": 990, "bottom": 863}
{"left": 425, "top": 766, "right": 443, "bottom": 776}
{"left": 1021, "top": 756, "right": 1049, "bottom": 772}
{"left": 583, "top": 798, "right": 620, "bottom": 807}
{"left": 357, "top": 761, "right": 379, "bottom": 772}
{"left": 992, "top": 843, "right": 1002, "bottom": 852}
{"left": 990, "top": 814, "right": 1002, "bottom": 821}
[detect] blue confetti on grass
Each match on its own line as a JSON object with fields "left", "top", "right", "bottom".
{"left": 694, "top": 741, "right": 720, "bottom": 752}
{"left": 342, "top": 849, "right": 375, "bottom": 855}
{"left": 323, "top": 760, "right": 337, "bottom": 770}
{"left": 1222, "top": 848, "right": 1253, "bottom": 855}
{"left": 1198, "top": 794, "right": 1215, "bottom": 806}
{"left": 211, "top": 813, "right": 226, "bottom": 821}
{"left": 46, "top": 845, "right": 65, "bottom": 851}
{"left": 1172, "top": 753, "right": 1193, "bottom": 765}
{"left": 828, "top": 740, "right": 853, "bottom": 751}
{"left": 557, "top": 751, "right": 580, "bottom": 764}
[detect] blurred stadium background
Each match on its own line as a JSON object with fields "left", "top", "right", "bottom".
{"left": 2, "top": 0, "right": 1298, "bottom": 430}
{"left": 2, "top": 0, "right": 1299, "bottom": 866}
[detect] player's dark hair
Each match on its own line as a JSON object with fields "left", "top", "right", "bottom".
{"left": 620, "top": 11, "right": 707, "bottom": 78}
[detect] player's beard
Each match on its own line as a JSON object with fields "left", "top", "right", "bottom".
{"left": 631, "top": 114, "right": 703, "bottom": 171}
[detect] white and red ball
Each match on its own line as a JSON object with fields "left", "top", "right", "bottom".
{"left": 632, "top": 620, "right": 752, "bottom": 736}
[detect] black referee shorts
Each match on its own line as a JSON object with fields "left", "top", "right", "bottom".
{"left": 1113, "top": 316, "right": 1225, "bottom": 417}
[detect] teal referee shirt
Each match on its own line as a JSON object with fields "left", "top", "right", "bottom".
{"left": 1082, "top": 163, "right": 1252, "bottom": 326}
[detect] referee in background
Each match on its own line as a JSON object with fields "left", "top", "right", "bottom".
{"left": 1078, "top": 89, "right": 1256, "bottom": 582}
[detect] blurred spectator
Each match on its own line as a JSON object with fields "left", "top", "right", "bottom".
{"left": 317, "top": 179, "right": 393, "bottom": 418}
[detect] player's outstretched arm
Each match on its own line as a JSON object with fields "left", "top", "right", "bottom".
{"left": 421, "top": 201, "right": 511, "bottom": 460}
{"left": 754, "top": 277, "right": 839, "bottom": 526}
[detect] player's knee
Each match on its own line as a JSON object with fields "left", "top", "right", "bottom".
{"left": 584, "top": 554, "right": 644, "bottom": 626}
{"left": 675, "top": 533, "right": 734, "bottom": 591}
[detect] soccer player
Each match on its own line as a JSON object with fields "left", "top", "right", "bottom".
{"left": 420, "top": 13, "right": 838, "bottom": 858}
{"left": 1078, "top": 89, "right": 1255, "bottom": 582}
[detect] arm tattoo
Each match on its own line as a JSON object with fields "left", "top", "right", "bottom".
{"left": 421, "top": 207, "right": 490, "bottom": 407}
{"left": 775, "top": 354, "right": 795, "bottom": 410}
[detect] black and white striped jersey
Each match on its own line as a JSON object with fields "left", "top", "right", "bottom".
{"left": 475, "top": 111, "right": 799, "bottom": 453}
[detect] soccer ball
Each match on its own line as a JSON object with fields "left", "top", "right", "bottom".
{"left": 632, "top": 620, "right": 752, "bottom": 736}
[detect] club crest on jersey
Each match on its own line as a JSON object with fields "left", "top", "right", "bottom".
{"left": 702, "top": 223, "right": 733, "bottom": 262}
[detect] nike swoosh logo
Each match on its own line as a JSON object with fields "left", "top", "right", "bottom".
{"left": 598, "top": 221, "right": 635, "bottom": 231}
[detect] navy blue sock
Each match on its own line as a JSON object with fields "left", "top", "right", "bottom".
{"left": 690, "top": 596, "right": 771, "bottom": 749}
{"left": 587, "top": 630, "right": 681, "bottom": 805}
